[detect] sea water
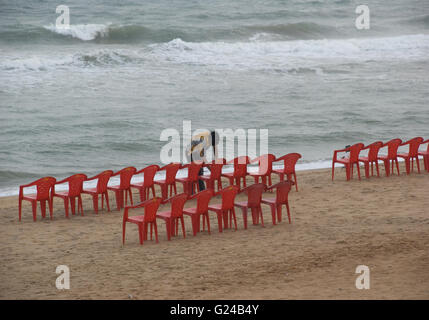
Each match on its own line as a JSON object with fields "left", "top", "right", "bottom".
{"left": 0, "top": 0, "right": 428, "bottom": 196}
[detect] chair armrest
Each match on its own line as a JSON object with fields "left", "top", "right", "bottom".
{"left": 332, "top": 147, "right": 349, "bottom": 161}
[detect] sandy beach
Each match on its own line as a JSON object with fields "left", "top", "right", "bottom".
{"left": 0, "top": 163, "right": 428, "bottom": 300}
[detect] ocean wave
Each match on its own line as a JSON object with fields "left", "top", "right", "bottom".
{"left": 2, "top": 34, "right": 428, "bottom": 72}
{"left": 150, "top": 34, "right": 429, "bottom": 68}
{"left": 43, "top": 24, "right": 109, "bottom": 41}
{"left": 246, "top": 22, "right": 338, "bottom": 40}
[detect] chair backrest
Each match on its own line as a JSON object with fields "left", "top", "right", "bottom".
{"left": 366, "top": 141, "right": 383, "bottom": 161}
{"left": 187, "top": 161, "right": 204, "bottom": 182}
{"left": 256, "top": 154, "right": 276, "bottom": 175}
{"left": 219, "top": 185, "right": 239, "bottom": 210}
{"left": 66, "top": 174, "right": 87, "bottom": 197}
{"left": 406, "top": 137, "right": 424, "bottom": 157}
{"left": 194, "top": 189, "right": 214, "bottom": 213}
{"left": 169, "top": 193, "right": 188, "bottom": 218}
{"left": 385, "top": 139, "right": 402, "bottom": 159}
{"left": 164, "top": 163, "right": 181, "bottom": 184}
{"left": 207, "top": 159, "right": 226, "bottom": 180}
{"left": 143, "top": 197, "right": 162, "bottom": 222}
{"left": 95, "top": 170, "right": 113, "bottom": 193}
{"left": 142, "top": 165, "right": 159, "bottom": 187}
{"left": 349, "top": 143, "right": 364, "bottom": 162}
{"left": 243, "top": 183, "right": 265, "bottom": 208}
{"left": 117, "top": 167, "right": 137, "bottom": 189}
{"left": 34, "top": 177, "right": 56, "bottom": 200}
{"left": 277, "top": 153, "right": 302, "bottom": 174}
{"left": 272, "top": 181, "right": 292, "bottom": 205}
{"left": 232, "top": 156, "right": 250, "bottom": 177}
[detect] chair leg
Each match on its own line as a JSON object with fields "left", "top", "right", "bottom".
{"left": 293, "top": 172, "right": 298, "bottom": 191}
{"left": 383, "top": 160, "right": 390, "bottom": 177}
{"left": 332, "top": 162, "right": 335, "bottom": 181}
{"left": 129, "top": 189, "right": 133, "bottom": 206}
{"left": 222, "top": 210, "right": 229, "bottom": 229}
{"left": 364, "top": 162, "right": 370, "bottom": 179}
{"left": 122, "top": 221, "right": 126, "bottom": 244}
{"left": 277, "top": 204, "right": 282, "bottom": 222}
{"left": 93, "top": 195, "right": 99, "bottom": 214}
{"left": 19, "top": 198, "right": 22, "bottom": 221}
{"left": 180, "top": 216, "right": 186, "bottom": 238}
{"left": 48, "top": 197, "right": 54, "bottom": 219}
{"left": 70, "top": 197, "right": 76, "bottom": 215}
{"left": 216, "top": 213, "right": 223, "bottom": 232}
{"left": 105, "top": 192, "right": 110, "bottom": 212}
{"left": 286, "top": 202, "right": 291, "bottom": 224}
{"left": 356, "top": 163, "right": 361, "bottom": 180}
{"left": 166, "top": 218, "right": 171, "bottom": 241}
{"left": 416, "top": 157, "right": 421, "bottom": 173}
{"left": 64, "top": 198, "right": 69, "bottom": 218}
{"left": 31, "top": 200, "right": 37, "bottom": 222}
{"left": 376, "top": 161, "right": 380, "bottom": 177}
{"left": 154, "top": 221, "right": 159, "bottom": 243}
{"left": 395, "top": 159, "right": 400, "bottom": 175}
{"left": 40, "top": 200, "right": 46, "bottom": 219}
{"left": 259, "top": 206, "right": 265, "bottom": 227}
{"left": 205, "top": 213, "right": 211, "bottom": 234}
{"left": 231, "top": 208, "right": 237, "bottom": 231}
{"left": 138, "top": 223, "right": 144, "bottom": 245}
{"left": 79, "top": 195, "right": 84, "bottom": 216}
{"left": 345, "top": 164, "right": 350, "bottom": 181}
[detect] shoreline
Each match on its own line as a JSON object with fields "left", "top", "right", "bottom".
{"left": 0, "top": 157, "right": 409, "bottom": 198}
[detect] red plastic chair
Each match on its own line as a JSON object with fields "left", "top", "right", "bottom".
{"left": 208, "top": 185, "right": 239, "bottom": 232}
{"left": 122, "top": 197, "right": 162, "bottom": 245}
{"left": 234, "top": 183, "right": 266, "bottom": 229}
{"left": 273, "top": 153, "right": 302, "bottom": 190}
{"left": 130, "top": 165, "right": 159, "bottom": 201}
{"left": 154, "top": 163, "right": 181, "bottom": 202}
{"left": 156, "top": 193, "right": 188, "bottom": 240}
{"left": 418, "top": 139, "right": 429, "bottom": 172}
{"left": 82, "top": 170, "right": 113, "bottom": 214}
{"left": 358, "top": 141, "right": 383, "bottom": 178}
{"left": 18, "top": 177, "right": 56, "bottom": 221}
{"left": 176, "top": 161, "right": 204, "bottom": 197}
{"left": 183, "top": 189, "right": 214, "bottom": 236}
{"left": 249, "top": 154, "right": 276, "bottom": 188}
{"left": 52, "top": 174, "right": 87, "bottom": 218}
{"left": 378, "top": 139, "right": 402, "bottom": 176}
{"left": 332, "top": 144, "right": 364, "bottom": 181}
{"left": 261, "top": 181, "right": 293, "bottom": 225}
{"left": 107, "top": 167, "right": 136, "bottom": 211}
{"left": 222, "top": 156, "right": 250, "bottom": 189}
{"left": 398, "top": 137, "right": 424, "bottom": 174}
{"left": 200, "top": 158, "right": 226, "bottom": 194}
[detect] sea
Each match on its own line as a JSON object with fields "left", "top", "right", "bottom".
{"left": 1, "top": 0, "right": 428, "bottom": 196}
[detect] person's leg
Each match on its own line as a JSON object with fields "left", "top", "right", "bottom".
{"left": 198, "top": 167, "right": 205, "bottom": 191}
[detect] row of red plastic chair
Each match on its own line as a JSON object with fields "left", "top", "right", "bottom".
{"left": 332, "top": 137, "right": 429, "bottom": 181}
{"left": 18, "top": 153, "right": 302, "bottom": 221}
{"left": 122, "top": 181, "right": 294, "bottom": 245}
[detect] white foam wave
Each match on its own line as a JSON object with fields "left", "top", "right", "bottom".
{"left": 150, "top": 34, "right": 429, "bottom": 69}
{"left": 44, "top": 24, "right": 109, "bottom": 41}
